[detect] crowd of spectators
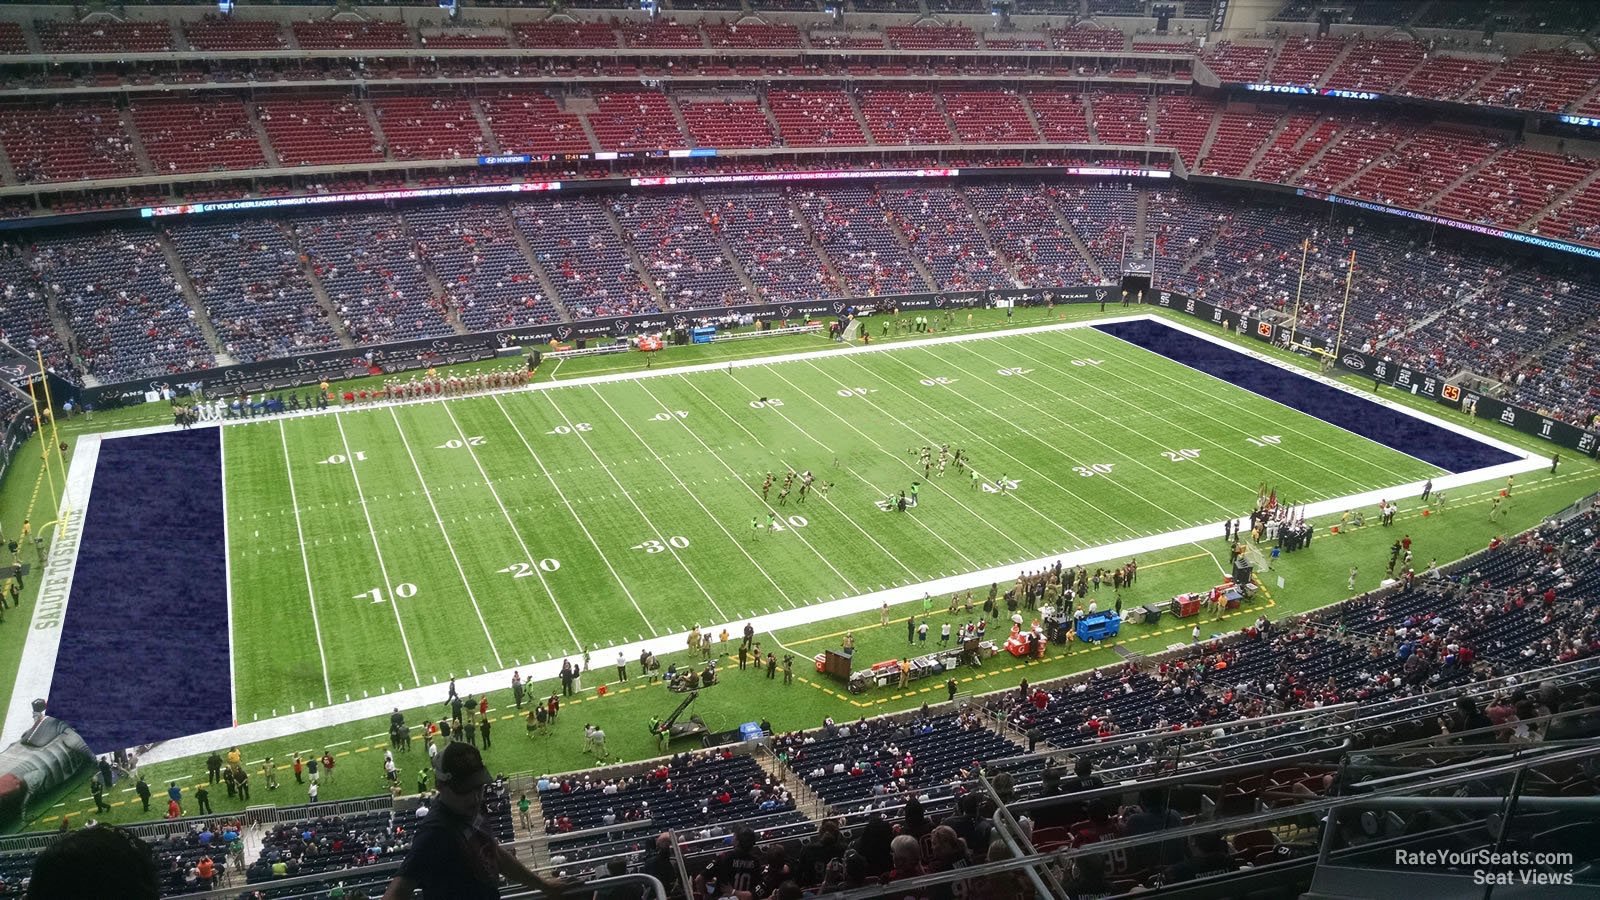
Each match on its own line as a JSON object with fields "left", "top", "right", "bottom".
{"left": 30, "top": 230, "right": 213, "bottom": 382}
{"left": 246, "top": 810, "right": 407, "bottom": 883}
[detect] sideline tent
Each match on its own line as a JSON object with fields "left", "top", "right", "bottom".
{"left": 0, "top": 716, "right": 94, "bottom": 828}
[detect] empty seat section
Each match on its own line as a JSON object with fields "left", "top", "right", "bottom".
{"left": 680, "top": 98, "right": 776, "bottom": 148}
{"left": 1026, "top": 92, "right": 1091, "bottom": 143}
{"left": 37, "top": 20, "right": 173, "bottom": 52}
{"left": 702, "top": 189, "right": 837, "bottom": 302}
{"left": 1090, "top": 91, "right": 1152, "bottom": 145}
{"left": 877, "top": 187, "right": 1012, "bottom": 291}
{"left": 1197, "top": 110, "right": 1279, "bottom": 177}
{"left": 479, "top": 91, "right": 592, "bottom": 155}
{"left": 768, "top": 90, "right": 867, "bottom": 146}
{"left": 1154, "top": 95, "right": 1218, "bottom": 168}
{"left": 372, "top": 95, "right": 486, "bottom": 160}
{"left": 859, "top": 90, "right": 955, "bottom": 144}
{"left": 256, "top": 96, "right": 382, "bottom": 167}
{"left": 403, "top": 203, "right": 560, "bottom": 330}
{"left": 167, "top": 219, "right": 338, "bottom": 361}
{"left": 965, "top": 183, "right": 1096, "bottom": 286}
{"left": 131, "top": 97, "right": 266, "bottom": 174}
{"left": 182, "top": 19, "right": 287, "bottom": 51}
{"left": 33, "top": 229, "right": 214, "bottom": 381}
{"left": 512, "top": 22, "right": 618, "bottom": 48}
{"left": 0, "top": 101, "right": 141, "bottom": 182}
{"left": 943, "top": 90, "right": 1040, "bottom": 143}
{"left": 588, "top": 92, "right": 685, "bottom": 151}
{"left": 510, "top": 196, "right": 656, "bottom": 318}
{"left": 792, "top": 186, "right": 926, "bottom": 297}
{"left": 293, "top": 212, "right": 449, "bottom": 344}
{"left": 291, "top": 20, "right": 412, "bottom": 49}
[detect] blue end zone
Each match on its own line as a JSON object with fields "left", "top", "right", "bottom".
{"left": 1095, "top": 320, "right": 1520, "bottom": 474}
{"left": 48, "top": 429, "right": 230, "bottom": 751}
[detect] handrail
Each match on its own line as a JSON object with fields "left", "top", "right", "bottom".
{"left": 504, "top": 873, "right": 667, "bottom": 899}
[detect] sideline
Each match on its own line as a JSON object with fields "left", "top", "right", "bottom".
{"left": 1, "top": 435, "right": 101, "bottom": 745}
{"left": 49, "top": 315, "right": 1550, "bottom": 762}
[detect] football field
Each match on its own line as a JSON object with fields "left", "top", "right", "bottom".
{"left": 222, "top": 323, "right": 1444, "bottom": 720}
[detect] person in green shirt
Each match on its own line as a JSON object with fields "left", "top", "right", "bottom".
{"left": 416, "top": 767, "right": 429, "bottom": 795}
{"left": 518, "top": 793, "right": 532, "bottom": 829}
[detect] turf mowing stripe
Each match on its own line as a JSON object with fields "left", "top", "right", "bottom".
{"left": 265, "top": 418, "right": 417, "bottom": 711}
{"left": 583, "top": 385, "right": 801, "bottom": 608}
{"left": 730, "top": 363, "right": 1032, "bottom": 564}
{"left": 819, "top": 354, "right": 1121, "bottom": 542}
{"left": 637, "top": 375, "right": 862, "bottom": 593}
{"left": 939, "top": 342, "right": 1265, "bottom": 508}
{"left": 277, "top": 420, "right": 334, "bottom": 706}
{"left": 821, "top": 348, "right": 1151, "bottom": 541}
{"left": 615, "top": 376, "right": 895, "bottom": 605}
{"left": 714, "top": 368, "right": 924, "bottom": 582}
{"left": 1006, "top": 335, "right": 1334, "bottom": 499}
{"left": 1037, "top": 330, "right": 1434, "bottom": 487}
{"left": 386, "top": 406, "right": 504, "bottom": 669}
{"left": 333, "top": 413, "right": 421, "bottom": 688}
{"left": 486, "top": 393, "right": 663, "bottom": 637}
{"left": 542, "top": 389, "right": 716, "bottom": 628}
{"left": 437, "top": 400, "right": 586, "bottom": 650}
{"left": 706, "top": 379, "right": 984, "bottom": 573}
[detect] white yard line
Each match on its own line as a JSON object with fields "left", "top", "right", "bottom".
{"left": 333, "top": 414, "right": 421, "bottom": 687}
{"left": 541, "top": 390, "right": 720, "bottom": 627}
{"left": 438, "top": 400, "right": 584, "bottom": 651}
{"left": 277, "top": 422, "right": 333, "bottom": 706}
{"left": 136, "top": 454, "right": 1561, "bottom": 768}
{"left": 386, "top": 407, "right": 503, "bottom": 669}
{"left": 707, "top": 370, "right": 922, "bottom": 583}
{"left": 819, "top": 356, "right": 1104, "bottom": 542}
{"left": 716, "top": 368, "right": 986, "bottom": 572}
{"left": 487, "top": 394, "right": 662, "bottom": 636}
{"left": 935, "top": 345, "right": 1257, "bottom": 514}
{"left": 1036, "top": 328, "right": 1401, "bottom": 483}
{"left": 636, "top": 376, "right": 861, "bottom": 592}
{"left": 584, "top": 385, "right": 799, "bottom": 609}
{"left": 1017, "top": 333, "right": 1369, "bottom": 493}
{"left": 0, "top": 436, "right": 98, "bottom": 745}
{"left": 222, "top": 428, "right": 237, "bottom": 725}
{"left": 71, "top": 313, "right": 1560, "bottom": 758}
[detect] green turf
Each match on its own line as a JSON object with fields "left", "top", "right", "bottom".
{"left": 14, "top": 306, "right": 1600, "bottom": 830}
{"left": 223, "top": 324, "right": 1443, "bottom": 721}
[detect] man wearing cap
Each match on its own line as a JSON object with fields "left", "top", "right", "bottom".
{"left": 383, "top": 742, "right": 571, "bottom": 899}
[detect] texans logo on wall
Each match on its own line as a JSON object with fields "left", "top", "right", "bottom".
{"left": 779, "top": 306, "right": 793, "bottom": 318}
{"left": 495, "top": 332, "right": 512, "bottom": 348}
{"left": 556, "top": 326, "right": 574, "bottom": 341}
{"left": 1094, "top": 289, "right": 1108, "bottom": 302}
{"left": 672, "top": 315, "right": 689, "bottom": 329}
{"left": 0, "top": 364, "right": 27, "bottom": 380}
{"left": 832, "top": 302, "right": 846, "bottom": 314}
{"left": 1442, "top": 383, "right": 1461, "bottom": 402}
{"left": 615, "top": 320, "right": 631, "bottom": 333}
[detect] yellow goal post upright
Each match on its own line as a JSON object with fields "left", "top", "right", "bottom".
{"left": 19, "top": 351, "right": 74, "bottom": 564}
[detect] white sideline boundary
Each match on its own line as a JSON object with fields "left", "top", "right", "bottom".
{"left": 1, "top": 435, "right": 102, "bottom": 746}
{"left": 21, "top": 314, "right": 1552, "bottom": 763}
